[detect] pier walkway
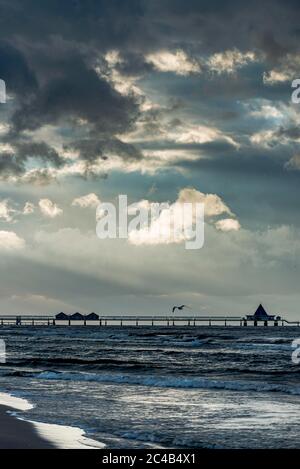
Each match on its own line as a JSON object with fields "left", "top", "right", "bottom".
{"left": 0, "top": 315, "right": 298, "bottom": 326}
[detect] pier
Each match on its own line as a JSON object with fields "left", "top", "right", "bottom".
{"left": 0, "top": 314, "right": 298, "bottom": 327}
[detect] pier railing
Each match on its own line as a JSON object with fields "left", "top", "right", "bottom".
{"left": 0, "top": 315, "right": 298, "bottom": 326}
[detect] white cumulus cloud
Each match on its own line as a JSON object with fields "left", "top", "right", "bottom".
{"left": 72, "top": 193, "right": 100, "bottom": 208}
{"left": 0, "top": 200, "right": 15, "bottom": 222}
{"left": 263, "top": 70, "right": 292, "bottom": 85}
{"left": 23, "top": 202, "right": 35, "bottom": 215}
{"left": 0, "top": 231, "right": 25, "bottom": 250}
{"left": 178, "top": 188, "right": 233, "bottom": 217}
{"left": 263, "top": 54, "right": 300, "bottom": 85}
{"left": 207, "top": 49, "right": 257, "bottom": 74}
{"left": 146, "top": 50, "right": 201, "bottom": 76}
{"left": 215, "top": 218, "right": 241, "bottom": 232}
{"left": 127, "top": 187, "right": 237, "bottom": 246}
{"left": 39, "top": 199, "right": 63, "bottom": 218}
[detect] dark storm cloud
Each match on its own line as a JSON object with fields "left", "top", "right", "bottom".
{"left": 0, "top": 40, "right": 37, "bottom": 98}
{"left": 0, "top": 0, "right": 300, "bottom": 183}
{"left": 0, "top": 152, "right": 23, "bottom": 177}
{"left": 15, "top": 141, "right": 63, "bottom": 167}
{"left": 0, "top": 0, "right": 298, "bottom": 129}
{"left": 0, "top": 0, "right": 300, "bottom": 93}
{"left": 275, "top": 126, "right": 300, "bottom": 140}
{"left": 1, "top": 0, "right": 300, "bottom": 83}
{"left": 0, "top": 140, "right": 63, "bottom": 180}
{"left": 0, "top": 0, "right": 145, "bottom": 47}
{"left": 0, "top": 1, "right": 143, "bottom": 176}
{"left": 65, "top": 137, "right": 143, "bottom": 163}
{"left": 144, "top": 0, "right": 300, "bottom": 60}
{"left": 11, "top": 53, "right": 140, "bottom": 133}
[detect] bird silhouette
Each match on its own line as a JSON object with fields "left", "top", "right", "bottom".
{"left": 172, "top": 305, "right": 191, "bottom": 313}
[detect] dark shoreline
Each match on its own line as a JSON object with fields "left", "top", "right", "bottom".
{"left": 0, "top": 405, "right": 55, "bottom": 449}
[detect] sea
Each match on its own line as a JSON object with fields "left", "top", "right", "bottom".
{"left": 0, "top": 324, "right": 300, "bottom": 448}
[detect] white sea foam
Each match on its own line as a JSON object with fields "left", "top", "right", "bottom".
{"left": 0, "top": 391, "right": 33, "bottom": 411}
{"left": 29, "top": 420, "right": 105, "bottom": 449}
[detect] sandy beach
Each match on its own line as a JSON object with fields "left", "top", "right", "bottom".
{"left": 0, "top": 391, "right": 105, "bottom": 449}
{"left": 0, "top": 405, "right": 55, "bottom": 449}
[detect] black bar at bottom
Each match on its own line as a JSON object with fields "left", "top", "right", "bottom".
{"left": 3, "top": 449, "right": 300, "bottom": 467}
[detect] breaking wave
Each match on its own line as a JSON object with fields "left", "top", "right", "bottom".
{"left": 18, "top": 370, "right": 300, "bottom": 395}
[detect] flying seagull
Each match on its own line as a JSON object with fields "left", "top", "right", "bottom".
{"left": 172, "top": 305, "right": 191, "bottom": 313}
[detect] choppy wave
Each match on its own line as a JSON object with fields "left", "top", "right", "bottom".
{"left": 236, "top": 337, "right": 292, "bottom": 344}
{"left": 5, "top": 357, "right": 157, "bottom": 367}
{"left": 232, "top": 343, "right": 293, "bottom": 351}
{"left": 17, "top": 370, "right": 300, "bottom": 395}
{"left": 1, "top": 325, "right": 300, "bottom": 449}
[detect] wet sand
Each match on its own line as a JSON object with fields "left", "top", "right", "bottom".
{"left": 0, "top": 405, "right": 55, "bottom": 449}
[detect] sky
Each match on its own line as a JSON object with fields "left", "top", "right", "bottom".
{"left": 0, "top": 0, "right": 300, "bottom": 318}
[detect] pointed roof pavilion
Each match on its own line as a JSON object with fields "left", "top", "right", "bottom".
{"left": 254, "top": 304, "right": 269, "bottom": 318}
{"left": 246, "top": 304, "right": 276, "bottom": 321}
